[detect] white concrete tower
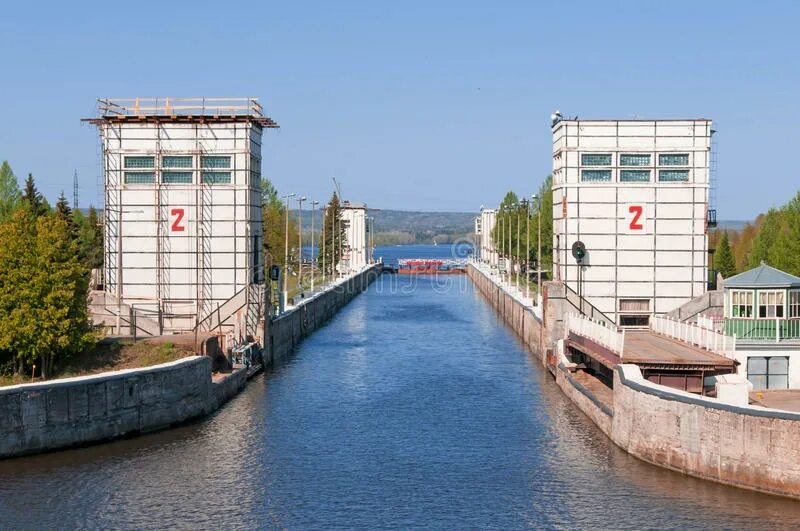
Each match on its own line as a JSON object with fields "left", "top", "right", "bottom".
{"left": 340, "top": 202, "right": 369, "bottom": 273}
{"left": 551, "top": 117, "right": 713, "bottom": 326}
{"left": 85, "top": 97, "right": 278, "bottom": 341}
{"left": 479, "top": 208, "right": 498, "bottom": 267}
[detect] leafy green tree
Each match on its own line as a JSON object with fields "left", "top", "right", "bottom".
{"left": 0, "top": 161, "right": 21, "bottom": 223}
{"left": 714, "top": 231, "right": 736, "bottom": 278}
{"left": 0, "top": 210, "right": 94, "bottom": 378}
{"left": 261, "top": 178, "right": 299, "bottom": 269}
{"left": 531, "top": 175, "right": 554, "bottom": 276}
{"left": 320, "top": 191, "right": 347, "bottom": 275}
{"left": 22, "top": 173, "right": 48, "bottom": 217}
{"left": 74, "top": 206, "right": 104, "bottom": 270}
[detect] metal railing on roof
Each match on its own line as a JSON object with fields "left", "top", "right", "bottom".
{"left": 97, "top": 97, "right": 264, "bottom": 117}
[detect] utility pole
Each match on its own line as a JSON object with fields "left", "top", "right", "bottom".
{"left": 283, "top": 193, "right": 296, "bottom": 311}
{"left": 321, "top": 206, "right": 326, "bottom": 287}
{"left": 311, "top": 199, "right": 319, "bottom": 292}
{"left": 73, "top": 169, "right": 79, "bottom": 210}
{"left": 297, "top": 196, "right": 307, "bottom": 292}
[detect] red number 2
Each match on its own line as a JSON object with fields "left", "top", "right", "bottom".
{"left": 629, "top": 205, "right": 643, "bottom": 230}
{"left": 171, "top": 208, "right": 186, "bottom": 232}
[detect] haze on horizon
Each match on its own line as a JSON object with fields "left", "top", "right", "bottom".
{"left": 0, "top": 1, "right": 797, "bottom": 219}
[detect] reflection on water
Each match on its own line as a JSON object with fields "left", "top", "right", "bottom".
{"left": 1, "top": 260, "right": 799, "bottom": 528}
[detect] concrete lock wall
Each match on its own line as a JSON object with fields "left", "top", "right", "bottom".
{"left": 468, "top": 262, "right": 800, "bottom": 500}
{"left": 613, "top": 365, "right": 800, "bottom": 499}
{"left": 0, "top": 356, "right": 217, "bottom": 458}
{"left": 264, "top": 265, "right": 381, "bottom": 367}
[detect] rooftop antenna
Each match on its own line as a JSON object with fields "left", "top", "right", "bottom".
{"left": 73, "top": 169, "right": 79, "bottom": 210}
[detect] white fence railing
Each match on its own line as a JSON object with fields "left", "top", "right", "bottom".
{"left": 564, "top": 312, "right": 626, "bottom": 357}
{"left": 696, "top": 313, "right": 725, "bottom": 333}
{"left": 651, "top": 314, "right": 736, "bottom": 358}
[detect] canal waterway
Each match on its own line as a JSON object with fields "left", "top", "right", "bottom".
{"left": 1, "top": 245, "right": 799, "bottom": 528}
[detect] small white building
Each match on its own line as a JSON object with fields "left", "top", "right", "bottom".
{"left": 85, "top": 97, "right": 278, "bottom": 341}
{"left": 479, "top": 208, "right": 498, "bottom": 267}
{"left": 719, "top": 263, "right": 800, "bottom": 390}
{"left": 551, "top": 117, "right": 714, "bottom": 326}
{"left": 340, "top": 202, "right": 371, "bottom": 273}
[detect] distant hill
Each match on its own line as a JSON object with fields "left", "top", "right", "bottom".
{"left": 294, "top": 208, "right": 476, "bottom": 244}
{"left": 717, "top": 220, "right": 748, "bottom": 231}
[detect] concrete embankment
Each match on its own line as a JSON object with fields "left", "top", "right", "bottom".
{"left": 467, "top": 262, "right": 800, "bottom": 500}
{"left": 0, "top": 264, "right": 381, "bottom": 459}
{"left": 264, "top": 264, "right": 382, "bottom": 366}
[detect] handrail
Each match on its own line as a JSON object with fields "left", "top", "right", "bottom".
{"left": 562, "top": 282, "right": 616, "bottom": 326}
{"left": 564, "top": 312, "right": 626, "bottom": 357}
{"left": 651, "top": 314, "right": 736, "bottom": 358}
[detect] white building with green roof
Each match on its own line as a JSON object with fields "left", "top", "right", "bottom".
{"left": 718, "top": 262, "right": 800, "bottom": 389}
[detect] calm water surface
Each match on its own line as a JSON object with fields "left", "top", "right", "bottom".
{"left": 1, "top": 246, "right": 799, "bottom": 529}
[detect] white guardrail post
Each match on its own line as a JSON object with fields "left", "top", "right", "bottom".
{"left": 564, "top": 312, "right": 625, "bottom": 357}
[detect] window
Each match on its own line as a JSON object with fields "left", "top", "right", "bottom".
{"left": 581, "top": 170, "right": 612, "bottom": 182}
{"left": 620, "top": 154, "right": 651, "bottom": 166}
{"left": 731, "top": 290, "right": 754, "bottom": 318}
{"left": 620, "top": 299, "right": 650, "bottom": 312}
{"left": 163, "top": 171, "right": 193, "bottom": 184}
{"left": 790, "top": 291, "right": 800, "bottom": 318}
{"left": 202, "top": 171, "right": 231, "bottom": 184}
{"left": 201, "top": 155, "right": 231, "bottom": 168}
{"left": 758, "top": 290, "right": 785, "bottom": 318}
{"left": 658, "top": 170, "right": 689, "bottom": 182}
{"left": 124, "top": 156, "right": 154, "bottom": 169}
{"left": 163, "top": 156, "right": 193, "bottom": 168}
{"left": 659, "top": 153, "right": 689, "bottom": 166}
{"left": 748, "top": 356, "right": 789, "bottom": 390}
{"left": 124, "top": 172, "right": 155, "bottom": 184}
{"left": 581, "top": 154, "right": 611, "bottom": 166}
{"left": 620, "top": 170, "right": 650, "bottom": 182}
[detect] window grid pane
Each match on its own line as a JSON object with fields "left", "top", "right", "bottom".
{"left": 620, "top": 170, "right": 651, "bottom": 182}
{"left": 124, "top": 172, "right": 155, "bottom": 184}
{"left": 201, "top": 156, "right": 231, "bottom": 169}
{"left": 581, "top": 154, "right": 611, "bottom": 166}
{"left": 163, "top": 171, "right": 193, "bottom": 184}
{"left": 659, "top": 170, "right": 689, "bottom": 182}
{"left": 163, "top": 156, "right": 193, "bottom": 168}
{"left": 581, "top": 170, "right": 611, "bottom": 182}
{"left": 124, "top": 156, "right": 154, "bottom": 169}
{"left": 202, "top": 171, "right": 231, "bottom": 184}
{"left": 659, "top": 153, "right": 689, "bottom": 166}
{"left": 620, "top": 154, "right": 651, "bottom": 166}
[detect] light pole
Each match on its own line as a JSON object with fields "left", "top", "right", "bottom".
{"left": 311, "top": 200, "right": 319, "bottom": 292}
{"left": 499, "top": 210, "right": 504, "bottom": 278}
{"left": 321, "top": 206, "right": 326, "bottom": 287}
{"left": 283, "top": 193, "right": 296, "bottom": 310}
{"left": 508, "top": 204, "right": 513, "bottom": 285}
{"left": 516, "top": 202, "right": 521, "bottom": 291}
{"left": 534, "top": 193, "right": 542, "bottom": 306}
{"left": 297, "top": 196, "right": 306, "bottom": 292}
{"left": 526, "top": 198, "right": 531, "bottom": 301}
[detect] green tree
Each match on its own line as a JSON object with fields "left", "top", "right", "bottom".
{"left": 74, "top": 206, "right": 104, "bottom": 270}
{"left": 261, "top": 178, "right": 299, "bottom": 269}
{"left": 714, "top": 231, "right": 736, "bottom": 278}
{"left": 55, "top": 191, "right": 76, "bottom": 234}
{"left": 22, "top": 173, "right": 48, "bottom": 217}
{"left": 531, "top": 175, "right": 554, "bottom": 276}
{"left": 0, "top": 161, "right": 21, "bottom": 223}
{"left": 320, "top": 191, "right": 347, "bottom": 275}
{"left": 0, "top": 210, "right": 94, "bottom": 378}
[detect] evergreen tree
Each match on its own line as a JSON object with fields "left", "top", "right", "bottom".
{"left": 55, "top": 191, "right": 75, "bottom": 233}
{"left": 714, "top": 231, "right": 736, "bottom": 278}
{"left": 74, "top": 206, "right": 104, "bottom": 270}
{"left": 22, "top": 173, "right": 47, "bottom": 217}
{"left": 0, "top": 161, "right": 21, "bottom": 223}
{"left": 0, "top": 210, "right": 94, "bottom": 378}
{"left": 321, "top": 192, "right": 347, "bottom": 275}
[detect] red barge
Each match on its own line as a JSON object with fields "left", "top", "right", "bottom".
{"left": 396, "top": 258, "right": 467, "bottom": 274}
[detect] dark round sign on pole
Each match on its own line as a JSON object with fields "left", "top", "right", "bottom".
{"left": 571, "top": 240, "right": 586, "bottom": 262}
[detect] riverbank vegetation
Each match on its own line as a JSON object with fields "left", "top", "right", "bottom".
{"left": 0, "top": 161, "right": 100, "bottom": 381}
{"left": 712, "top": 192, "right": 800, "bottom": 278}
{"left": 491, "top": 175, "right": 554, "bottom": 283}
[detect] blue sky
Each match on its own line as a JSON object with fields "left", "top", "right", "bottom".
{"left": 0, "top": 0, "right": 797, "bottom": 218}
